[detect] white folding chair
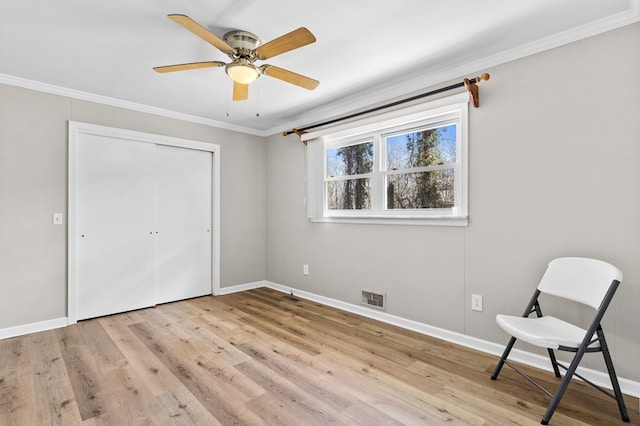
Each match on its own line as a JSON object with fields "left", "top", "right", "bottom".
{"left": 490, "top": 257, "right": 629, "bottom": 425}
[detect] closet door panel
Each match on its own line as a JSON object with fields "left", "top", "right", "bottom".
{"left": 76, "top": 135, "right": 157, "bottom": 320}
{"left": 155, "top": 145, "right": 212, "bottom": 304}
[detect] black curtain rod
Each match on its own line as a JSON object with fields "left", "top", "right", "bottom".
{"left": 283, "top": 73, "right": 490, "bottom": 138}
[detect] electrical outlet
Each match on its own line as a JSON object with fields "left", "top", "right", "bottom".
{"left": 303, "top": 264, "right": 309, "bottom": 275}
{"left": 471, "top": 294, "right": 483, "bottom": 312}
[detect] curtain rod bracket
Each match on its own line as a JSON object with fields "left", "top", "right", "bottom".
{"left": 282, "top": 128, "right": 309, "bottom": 143}
{"left": 464, "top": 73, "right": 490, "bottom": 108}
{"left": 464, "top": 78, "right": 479, "bottom": 107}
{"left": 284, "top": 72, "right": 490, "bottom": 140}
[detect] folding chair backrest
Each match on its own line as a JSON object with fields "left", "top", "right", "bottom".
{"left": 537, "top": 257, "right": 622, "bottom": 310}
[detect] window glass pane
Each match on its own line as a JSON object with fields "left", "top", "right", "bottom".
{"left": 386, "top": 124, "right": 456, "bottom": 170}
{"left": 326, "top": 140, "right": 374, "bottom": 177}
{"left": 327, "top": 178, "right": 371, "bottom": 210}
{"left": 386, "top": 169, "right": 454, "bottom": 209}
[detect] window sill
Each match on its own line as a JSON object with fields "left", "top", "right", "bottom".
{"left": 309, "top": 216, "right": 468, "bottom": 227}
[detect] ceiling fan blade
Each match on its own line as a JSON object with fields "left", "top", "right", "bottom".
{"left": 153, "top": 61, "right": 226, "bottom": 73}
{"left": 261, "top": 65, "right": 319, "bottom": 90}
{"left": 168, "top": 14, "right": 235, "bottom": 54}
{"left": 256, "top": 27, "right": 316, "bottom": 60}
{"left": 233, "top": 81, "right": 249, "bottom": 101}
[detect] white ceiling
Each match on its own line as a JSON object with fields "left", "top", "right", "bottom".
{"left": 1, "top": 1, "right": 638, "bottom": 136}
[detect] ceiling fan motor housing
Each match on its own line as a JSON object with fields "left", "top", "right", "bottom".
{"left": 224, "top": 30, "right": 261, "bottom": 51}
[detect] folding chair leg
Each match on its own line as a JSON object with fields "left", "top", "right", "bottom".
{"left": 541, "top": 349, "right": 587, "bottom": 425}
{"left": 598, "top": 330, "right": 630, "bottom": 422}
{"left": 491, "top": 336, "right": 517, "bottom": 380}
{"left": 546, "top": 348, "right": 561, "bottom": 378}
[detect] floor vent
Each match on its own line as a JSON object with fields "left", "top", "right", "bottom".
{"left": 361, "top": 289, "right": 386, "bottom": 310}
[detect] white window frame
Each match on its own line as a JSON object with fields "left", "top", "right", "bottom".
{"left": 305, "top": 92, "right": 469, "bottom": 226}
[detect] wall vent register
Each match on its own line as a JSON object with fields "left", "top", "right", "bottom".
{"left": 361, "top": 290, "right": 386, "bottom": 310}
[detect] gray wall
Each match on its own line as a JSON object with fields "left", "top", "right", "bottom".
{"left": 0, "top": 85, "right": 266, "bottom": 329}
{"left": 265, "top": 23, "right": 640, "bottom": 382}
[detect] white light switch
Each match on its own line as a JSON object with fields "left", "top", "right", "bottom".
{"left": 52, "top": 213, "right": 64, "bottom": 225}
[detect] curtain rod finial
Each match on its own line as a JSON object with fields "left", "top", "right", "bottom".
{"left": 477, "top": 72, "right": 490, "bottom": 82}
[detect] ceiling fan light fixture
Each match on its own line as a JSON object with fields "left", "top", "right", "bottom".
{"left": 225, "top": 61, "right": 260, "bottom": 84}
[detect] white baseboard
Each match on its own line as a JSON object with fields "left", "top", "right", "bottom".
{"left": 216, "top": 280, "right": 266, "bottom": 295}
{"left": 263, "top": 281, "right": 640, "bottom": 398}
{"left": 0, "top": 317, "right": 68, "bottom": 340}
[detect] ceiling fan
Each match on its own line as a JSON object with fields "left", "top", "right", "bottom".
{"left": 154, "top": 14, "right": 319, "bottom": 101}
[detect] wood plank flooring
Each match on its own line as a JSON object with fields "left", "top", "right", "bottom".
{"left": 1, "top": 287, "right": 637, "bottom": 425}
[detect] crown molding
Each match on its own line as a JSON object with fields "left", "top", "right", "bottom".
{"left": 0, "top": 73, "right": 266, "bottom": 137}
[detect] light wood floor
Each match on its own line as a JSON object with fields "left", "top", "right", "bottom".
{"left": 1, "top": 287, "right": 637, "bottom": 425}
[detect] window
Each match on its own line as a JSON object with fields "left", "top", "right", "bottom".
{"left": 384, "top": 123, "right": 457, "bottom": 210}
{"left": 326, "top": 139, "right": 373, "bottom": 210}
{"left": 306, "top": 93, "right": 468, "bottom": 226}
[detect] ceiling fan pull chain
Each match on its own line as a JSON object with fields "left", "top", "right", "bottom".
{"left": 256, "top": 83, "right": 260, "bottom": 117}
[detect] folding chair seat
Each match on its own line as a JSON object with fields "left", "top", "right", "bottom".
{"left": 490, "top": 257, "right": 629, "bottom": 425}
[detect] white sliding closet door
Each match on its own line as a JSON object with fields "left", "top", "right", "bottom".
{"left": 155, "top": 145, "right": 212, "bottom": 304}
{"left": 74, "top": 133, "right": 214, "bottom": 321}
{"left": 76, "top": 135, "right": 157, "bottom": 320}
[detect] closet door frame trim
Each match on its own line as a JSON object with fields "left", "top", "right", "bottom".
{"left": 67, "top": 121, "right": 221, "bottom": 325}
